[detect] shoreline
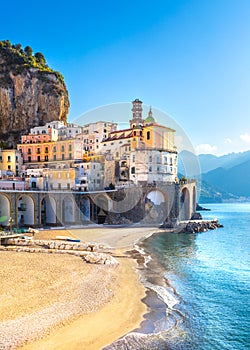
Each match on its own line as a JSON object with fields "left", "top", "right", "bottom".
{"left": 10, "top": 225, "right": 160, "bottom": 350}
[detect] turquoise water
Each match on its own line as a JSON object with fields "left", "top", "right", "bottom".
{"left": 146, "top": 203, "right": 250, "bottom": 349}
{"left": 105, "top": 203, "right": 250, "bottom": 350}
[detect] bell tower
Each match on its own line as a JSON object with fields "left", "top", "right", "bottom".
{"left": 130, "top": 99, "right": 144, "bottom": 128}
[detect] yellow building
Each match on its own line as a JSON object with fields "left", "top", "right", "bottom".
{"left": 0, "top": 149, "right": 23, "bottom": 177}
{"left": 43, "top": 168, "right": 79, "bottom": 190}
{"left": 101, "top": 99, "right": 178, "bottom": 185}
{"left": 18, "top": 139, "right": 84, "bottom": 168}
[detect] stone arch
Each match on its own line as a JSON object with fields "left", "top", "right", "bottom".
{"left": 80, "top": 196, "right": 91, "bottom": 221}
{"left": 180, "top": 187, "right": 190, "bottom": 221}
{"left": 92, "top": 194, "right": 110, "bottom": 224}
{"left": 62, "top": 196, "right": 75, "bottom": 223}
{"left": 145, "top": 189, "right": 166, "bottom": 205}
{"left": 17, "top": 194, "right": 35, "bottom": 226}
{"left": 0, "top": 194, "right": 11, "bottom": 226}
{"left": 144, "top": 189, "right": 168, "bottom": 224}
{"left": 41, "top": 196, "right": 57, "bottom": 225}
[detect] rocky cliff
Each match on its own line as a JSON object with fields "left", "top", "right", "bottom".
{"left": 0, "top": 40, "right": 70, "bottom": 147}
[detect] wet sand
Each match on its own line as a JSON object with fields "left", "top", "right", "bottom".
{"left": 0, "top": 226, "right": 158, "bottom": 349}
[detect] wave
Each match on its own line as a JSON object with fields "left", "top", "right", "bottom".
{"left": 102, "top": 239, "right": 186, "bottom": 350}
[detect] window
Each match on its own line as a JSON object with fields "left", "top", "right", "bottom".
{"left": 8, "top": 156, "right": 11, "bottom": 162}
{"left": 37, "top": 156, "right": 40, "bottom": 162}
{"left": 67, "top": 183, "right": 70, "bottom": 189}
{"left": 61, "top": 145, "right": 64, "bottom": 152}
{"left": 53, "top": 155, "right": 56, "bottom": 161}
{"left": 53, "top": 146, "right": 56, "bottom": 152}
{"left": 149, "top": 166, "right": 152, "bottom": 172}
{"left": 8, "top": 165, "right": 11, "bottom": 170}
{"left": 147, "top": 131, "right": 150, "bottom": 140}
{"left": 45, "top": 147, "right": 48, "bottom": 153}
{"left": 45, "top": 156, "right": 48, "bottom": 161}
{"left": 149, "top": 156, "right": 152, "bottom": 162}
{"left": 62, "top": 154, "right": 65, "bottom": 160}
{"left": 28, "top": 156, "right": 31, "bottom": 162}
{"left": 37, "top": 148, "right": 40, "bottom": 154}
{"left": 31, "top": 182, "right": 36, "bottom": 189}
{"left": 69, "top": 153, "right": 72, "bottom": 159}
{"left": 132, "top": 155, "right": 135, "bottom": 162}
{"left": 58, "top": 183, "right": 61, "bottom": 189}
{"left": 16, "top": 156, "right": 18, "bottom": 162}
{"left": 131, "top": 166, "right": 135, "bottom": 174}
{"left": 69, "top": 144, "right": 72, "bottom": 151}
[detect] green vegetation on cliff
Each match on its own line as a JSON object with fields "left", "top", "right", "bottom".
{"left": 0, "top": 40, "right": 64, "bottom": 83}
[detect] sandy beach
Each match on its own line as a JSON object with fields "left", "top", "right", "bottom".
{"left": 0, "top": 225, "right": 159, "bottom": 350}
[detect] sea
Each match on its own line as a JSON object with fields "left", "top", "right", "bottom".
{"left": 104, "top": 203, "right": 250, "bottom": 350}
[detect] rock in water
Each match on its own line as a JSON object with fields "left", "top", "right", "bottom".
{"left": 0, "top": 40, "right": 69, "bottom": 147}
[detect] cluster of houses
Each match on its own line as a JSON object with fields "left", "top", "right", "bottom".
{"left": 0, "top": 99, "right": 179, "bottom": 192}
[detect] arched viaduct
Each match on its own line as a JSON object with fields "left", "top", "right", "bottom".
{"left": 0, "top": 181, "right": 196, "bottom": 228}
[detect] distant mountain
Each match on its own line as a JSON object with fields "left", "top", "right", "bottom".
{"left": 202, "top": 160, "right": 250, "bottom": 197}
{"left": 178, "top": 150, "right": 250, "bottom": 202}
{"left": 198, "top": 179, "right": 239, "bottom": 203}
{"left": 198, "top": 150, "right": 250, "bottom": 173}
{"left": 178, "top": 150, "right": 250, "bottom": 176}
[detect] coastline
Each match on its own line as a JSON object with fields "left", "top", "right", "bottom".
{"left": 1, "top": 225, "right": 159, "bottom": 350}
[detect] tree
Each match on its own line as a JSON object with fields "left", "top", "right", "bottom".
{"left": 24, "top": 46, "right": 33, "bottom": 56}
{"left": 15, "top": 43, "right": 22, "bottom": 51}
{"left": 34, "top": 52, "right": 46, "bottom": 65}
{"left": 2, "top": 40, "right": 11, "bottom": 48}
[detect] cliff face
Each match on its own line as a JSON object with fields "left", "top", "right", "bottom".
{"left": 0, "top": 41, "right": 70, "bottom": 147}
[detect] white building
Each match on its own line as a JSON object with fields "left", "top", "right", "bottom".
{"left": 75, "top": 161, "right": 104, "bottom": 191}
{"left": 77, "top": 121, "right": 117, "bottom": 155}
{"left": 58, "top": 123, "right": 83, "bottom": 140}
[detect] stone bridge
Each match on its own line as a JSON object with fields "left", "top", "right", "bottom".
{"left": 0, "top": 180, "right": 196, "bottom": 228}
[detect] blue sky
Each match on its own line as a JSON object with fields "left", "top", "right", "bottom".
{"left": 2, "top": 0, "right": 250, "bottom": 155}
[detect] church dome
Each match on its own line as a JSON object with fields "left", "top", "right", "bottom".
{"left": 144, "top": 115, "right": 155, "bottom": 123}
{"left": 144, "top": 107, "right": 156, "bottom": 124}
